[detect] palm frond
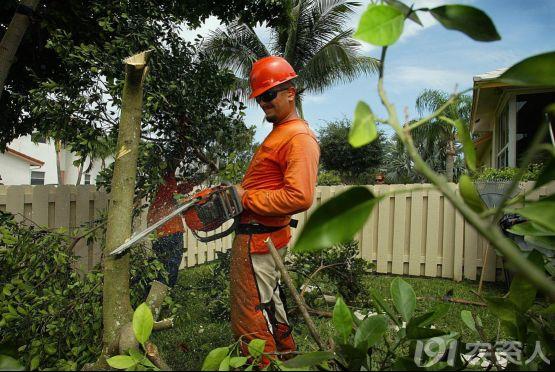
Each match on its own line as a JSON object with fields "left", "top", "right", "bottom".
{"left": 299, "top": 29, "right": 379, "bottom": 93}
{"left": 202, "top": 21, "right": 270, "bottom": 78}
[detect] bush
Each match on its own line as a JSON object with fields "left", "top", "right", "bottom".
{"left": 472, "top": 164, "right": 542, "bottom": 182}
{"left": 0, "top": 212, "right": 171, "bottom": 370}
{"left": 289, "top": 240, "right": 374, "bottom": 307}
{"left": 205, "top": 251, "right": 232, "bottom": 321}
{"left": 318, "top": 169, "right": 343, "bottom": 186}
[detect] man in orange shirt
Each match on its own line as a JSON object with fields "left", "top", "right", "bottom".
{"left": 231, "top": 56, "right": 320, "bottom": 360}
{"left": 147, "top": 166, "right": 193, "bottom": 287}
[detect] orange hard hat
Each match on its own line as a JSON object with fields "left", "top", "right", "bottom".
{"left": 249, "top": 56, "right": 298, "bottom": 99}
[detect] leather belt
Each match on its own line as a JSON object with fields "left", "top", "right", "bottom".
{"left": 237, "top": 219, "right": 298, "bottom": 235}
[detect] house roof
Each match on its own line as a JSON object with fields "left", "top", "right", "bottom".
{"left": 5, "top": 147, "right": 45, "bottom": 166}
{"left": 473, "top": 67, "right": 508, "bottom": 83}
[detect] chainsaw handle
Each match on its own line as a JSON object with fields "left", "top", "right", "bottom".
{"left": 191, "top": 216, "right": 240, "bottom": 243}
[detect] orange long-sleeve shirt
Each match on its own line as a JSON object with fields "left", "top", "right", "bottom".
{"left": 241, "top": 118, "right": 320, "bottom": 254}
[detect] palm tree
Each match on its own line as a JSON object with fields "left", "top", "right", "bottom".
{"left": 202, "top": 0, "right": 379, "bottom": 117}
{"left": 412, "top": 89, "right": 472, "bottom": 182}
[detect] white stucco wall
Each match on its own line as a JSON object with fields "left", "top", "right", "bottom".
{"left": 8, "top": 135, "right": 57, "bottom": 184}
{"left": 2, "top": 135, "right": 113, "bottom": 185}
{"left": 0, "top": 153, "right": 31, "bottom": 185}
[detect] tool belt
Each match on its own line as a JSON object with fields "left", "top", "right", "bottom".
{"left": 237, "top": 219, "right": 298, "bottom": 235}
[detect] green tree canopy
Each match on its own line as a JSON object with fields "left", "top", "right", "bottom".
{"left": 319, "top": 118, "right": 386, "bottom": 184}
{"left": 0, "top": 0, "right": 274, "bottom": 195}
{"left": 0, "top": 0, "right": 282, "bottom": 146}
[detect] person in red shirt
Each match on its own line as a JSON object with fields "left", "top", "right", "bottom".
{"left": 147, "top": 166, "right": 193, "bottom": 287}
{"left": 231, "top": 56, "right": 320, "bottom": 360}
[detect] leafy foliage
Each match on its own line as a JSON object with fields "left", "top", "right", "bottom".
{"left": 319, "top": 119, "right": 386, "bottom": 184}
{"left": 2, "top": 0, "right": 256, "bottom": 204}
{"left": 289, "top": 240, "right": 373, "bottom": 306}
{"left": 0, "top": 212, "right": 171, "bottom": 370}
{"left": 0, "top": 0, "right": 284, "bottom": 149}
{"left": 205, "top": 251, "right": 233, "bottom": 321}
{"left": 317, "top": 168, "right": 343, "bottom": 186}
{"left": 472, "top": 165, "right": 543, "bottom": 182}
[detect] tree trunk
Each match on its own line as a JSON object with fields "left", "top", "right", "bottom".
{"left": 55, "top": 139, "right": 64, "bottom": 185}
{"left": 296, "top": 97, "right": 304, "bottom": 119}
{"left": 76, "top": 160, "right": 84, "bottom": 185}
{"left": 446, "top": 139, "right": 455, "bottom": 183}
{"left": 0, "top": 0, "right": 41, "bottom": 99}
{"left": 98, "top": 50, "right": 152, "bottom": 365}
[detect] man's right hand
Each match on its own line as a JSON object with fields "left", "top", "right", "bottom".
{"left": 234, "top": 184, "right": 245, "bottom": 200}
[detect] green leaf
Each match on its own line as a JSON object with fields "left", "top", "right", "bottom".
{"left": 453, "top": 119, "right": 476, "bottom": 171}
{"left": 384, "top": 0, "right": 423, "bottom": 26}
{"left": 459, "top": 175, "right": 486, "bottom": 213}
{"left": 429, "top": 5, "right": 500, "bottom": 42}
{"left": 248, "top": 339, "right": 266, "bottom": 358}
{"left": 391, "top": 278, "right": 416, "bottom": 323}
{"left": 507, "top": 201, "right": 555, "bottom": 232}
{"left": 228, "top": 357, "right": 248, "bottom": 368}
{"left": 370, "top": 289, "right": 401, "bottom": 326}
{"left": 283, "top": 351, "right": 335, "bottom": 368}
{"left": 293, "top": 187, "right": 380, "bottom": 253}
{"left": 354, "top": 315, "right": 388, "bottom": 349}
{"left": 508, "top": 221, "right": 555, "bottom": 237}
{"left": 509, "top": 274, "right": 537, "bottom": 312}
{"left": 524, "top": 235, "right": 555, "bottom": 250}
{"left": 349, "top": 101, "right": 377, "bottom": 148}
{"left": 201, "top": 347, "right": 230, "bottom": 371}
{"left": 219, "top": 356, "right": 230, "bottom": 371}
{"left": 485, "top": 297, "right": 517, "bottom": 324}
{"left": 460, "top": 310, "right": 478, "bottom": 335}
{"left": 408, "top": 303, "right": 450, "bottom": 328}
{"left": 30, "top": 355, "right": 40, "bottom": 371}
{"left": 107, "top": 355, "right": 137, "bottom": 370}
{"left": 406, "top": 327, "right": 448, "bottom": 340}
{"left": 354, "top": 4, "right": 405, "bottom": 46}
{"left": 128, "top": 348, "right": 144, "bottom": 363}
{"left": 333, "top": 297, "right": 353, "bottom": 343}
{"left": 498, "top": 52, "right": 555, "bottom": 87}
{"left": 0, "top": 355, "right": 25, "bottom": 371}
{"left": 133, "top": 303, "right": 154, "bottom": 345}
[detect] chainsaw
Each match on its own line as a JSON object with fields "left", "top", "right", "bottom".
{"left": 110, "top": 184, "right": 243, "bottom": 256}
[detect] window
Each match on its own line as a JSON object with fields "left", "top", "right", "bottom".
{"left": 496, "top": 105, "right": 509, "bottom": 168}
{"left": 31, "top": 171, "right": 45, "bottom": 185}
{"left": 84, "top": 174, "right": 91, "bottom": 185}
{"left": 515, "top": 92, "right": 555, "bottom": 165}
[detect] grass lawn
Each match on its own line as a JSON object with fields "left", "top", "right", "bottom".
{"left": 152, "top": 263, "right": 506, "bottom": 370}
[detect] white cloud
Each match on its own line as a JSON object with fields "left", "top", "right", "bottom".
{"left": 388, "top": 65, "right": 471, "bottom": 92}
{"left": 303, "top": 94, "right": 328, "bottom": 104}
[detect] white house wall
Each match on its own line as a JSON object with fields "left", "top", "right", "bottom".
{"left": 0, "top": 153, "right": 32, "bottom": 185}
{"left": 2, "top": 135, "right": 113, "bottom": 185}
{"left": 8, "top": 135, "right": 58, "bottom": 184}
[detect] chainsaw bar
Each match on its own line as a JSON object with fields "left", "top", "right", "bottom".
{"left": 109, "top": 197, "right": 200, "bottom": 256}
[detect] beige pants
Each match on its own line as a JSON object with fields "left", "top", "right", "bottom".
{"left": 250, "top": 248, "right": 290, "bottom": 331}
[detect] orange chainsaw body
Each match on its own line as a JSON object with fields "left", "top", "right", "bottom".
{"left": 183, "top": 184, "right": 243, "bottom": 242}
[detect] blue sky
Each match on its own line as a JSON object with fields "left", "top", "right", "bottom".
{"left": 184, "top": 0, "right": 555, "bottom": 143}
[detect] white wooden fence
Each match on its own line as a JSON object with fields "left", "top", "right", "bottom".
{"left": 1, "top": 183, "right": 553, "bottom": 281}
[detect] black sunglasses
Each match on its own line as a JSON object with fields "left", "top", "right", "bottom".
{"left": 255, "top": 87, "right": 289, "bottom": 103}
